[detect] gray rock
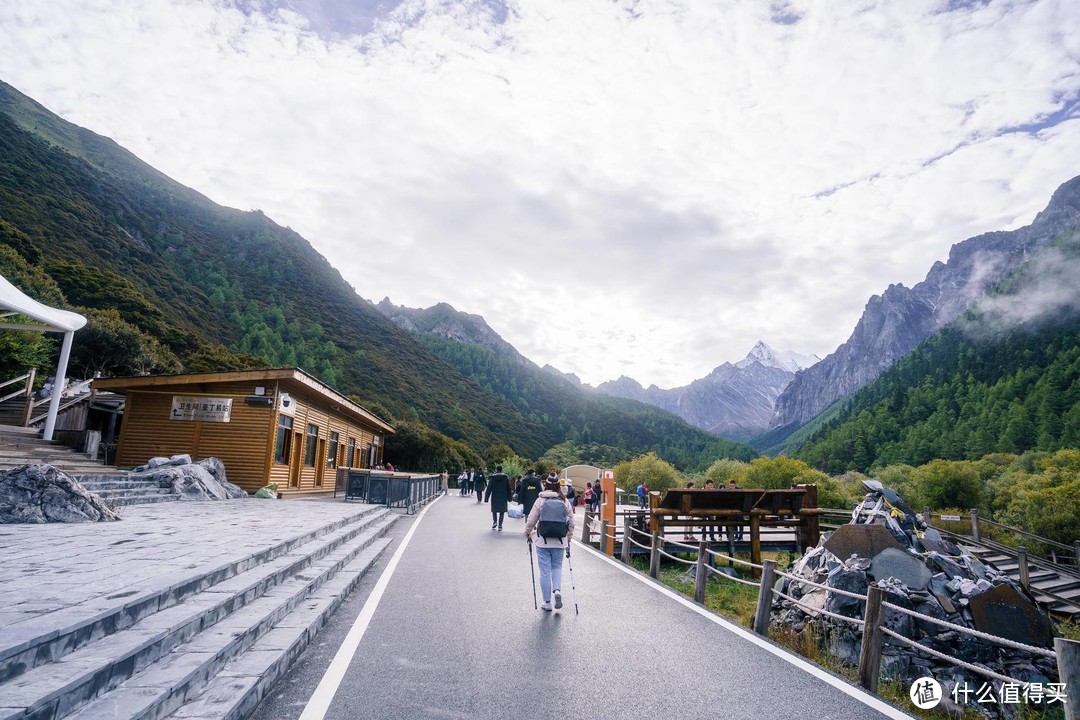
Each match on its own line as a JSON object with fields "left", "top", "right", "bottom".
{"left": 870, "top": 548, "right": 933, "bottom": 591}
{"left": 131, "top": 460, "right": 246, "bottom": 502}
{"left": 0, "top": 464, "right": 120, "bottom": 523}
{"left": 825, "top": 567, "right": 868, "bottom": 618}
{"left": 194, "top": 458, "right": 246, "bottom": 499}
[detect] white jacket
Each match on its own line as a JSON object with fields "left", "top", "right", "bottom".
{"left": 525, "top": 491, "right": 575, "bottom": 547}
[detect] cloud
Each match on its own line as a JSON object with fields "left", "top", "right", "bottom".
{"left": 1, "top": 0, "right": 1079, "bottom": 387}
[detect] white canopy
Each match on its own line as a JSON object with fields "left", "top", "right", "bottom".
{"left": 0, "top": 273, "right": 86, "bottom": 440}
{"left": 0, "top": 274, "right": 86, "bottom": 332}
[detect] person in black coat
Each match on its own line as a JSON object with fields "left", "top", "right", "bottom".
{"left": 518, "top": 470, "right": 543, "bottom": 519}
{"left": 473, "top": 468, "right": 487, "bottom": 504}
{"left": 484, "top": 465, "right": 512, "bottom": 530}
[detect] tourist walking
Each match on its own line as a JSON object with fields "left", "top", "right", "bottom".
{"left": 459, "top": 470, "right": 470, "bottom": 496}
{"left": 518, "top": 470, "right": 543, "bottom": 518}
{"left": 636, "top": 482, "right": 648, "bottom": 508}
{"left": 473, "top": 467, "right": 487, "bottom": 504}
{"left": 525, "top": 476, "right": 575, "bottom": 612}
{"left": 485, "top": 464, "right": 511, "bottom": 530}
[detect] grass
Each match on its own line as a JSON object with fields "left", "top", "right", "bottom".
{"left": 628, "top": 551, "right": 1069, "bottom": 720}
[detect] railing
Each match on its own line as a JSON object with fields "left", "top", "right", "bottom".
{"left": 0, "top": 369, "right": 96, "bottom": 429}
{"left": 821, "top": 506, "right": 1080, "bottom": 571}
{"left": 584, "top": 512, "right": 1078, "bottom": 706}
{"left": 334, "top": 468, "right": 442, "bottom": 514}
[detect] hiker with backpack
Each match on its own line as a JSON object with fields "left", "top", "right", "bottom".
{"left": 525, "top": 476, "right": 575, "bottom": 612}
{"left": 484, "top": 464, "right": 512, "bottom": 531}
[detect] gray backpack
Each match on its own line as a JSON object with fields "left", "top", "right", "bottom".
{"left": 536, "top": 498, "right": 569, "bottom": 542}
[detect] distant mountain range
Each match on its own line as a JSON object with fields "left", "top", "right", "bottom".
{"left": 594, "top": 341, "right": 819, "bottom": 441}
{"left": 374, "top": 298, "right": 755, "bottom": 468}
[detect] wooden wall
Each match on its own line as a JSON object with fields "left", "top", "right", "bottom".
{"left": 114, "top": 380, "right": 385, "bottom": 495}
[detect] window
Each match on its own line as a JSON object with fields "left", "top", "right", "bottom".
{"left": 346, "top": 437, "right": 356, "bottom": 468}
{"left": 304, "top": 424, "right": 319, "bottom": 466}
{"left": 274, "top": 416, "right": 293, "bottom": 465}
{"left": 327, "top": 431, "right": 340, "bottom": 468}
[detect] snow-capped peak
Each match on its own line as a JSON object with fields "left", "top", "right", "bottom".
{"left": 735, "top": 341, "right": 820, "bottom": 373}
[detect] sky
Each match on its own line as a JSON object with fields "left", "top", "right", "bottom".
{"left": 1, "top": 0, "right": 1079, "bottom": 389}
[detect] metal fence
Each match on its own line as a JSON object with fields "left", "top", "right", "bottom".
{"left": 335, "top": 469, "right": 442, "bottom": 514}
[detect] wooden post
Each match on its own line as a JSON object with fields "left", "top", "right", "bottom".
{"left": 1074, "top": 540, "right": 1080, "bottom": 568}
{"left": 753, "top": 559, "right": 776, "bottom": 636}
{"left": 621, "top": 515, "right": 631, "bottom": 564}
{"left": 1018, "top": 546, "right": 1030, "bottom": 590}
{"left": 581, "top": 509, "right": 592, "bottom": 544}
{"left": 858, "top": 584, "right": 885, "bottom": 693}
{"left": 923, "top": 506, "right": 932, "bottom": 527}
{"left": 694, "top": 541, "right": 708, "bottom": 603}
{"left": 750, "top": 514, "right": 762, "bottom": 579}
{"left": 970, "top": 508, "right": 980, "bottom": 541}
{"left": 21, "top": 367, "right": 36, "bottom": 427}
{"left": 649, "top": 525, "right": 661, "bottom": 579}
{"left": 1055, "top": 638, "right": 1079, "bottom": 720}
{"left": 600, "top": 520, "right": 610, "bottom": 555}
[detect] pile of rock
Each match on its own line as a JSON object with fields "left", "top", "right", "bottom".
{"left": 771, "top": 480, "right": 1058, "bottom": 714}
{"left": 0, "top": 464, "right": 120, "bottom": 523}
{"left": 130, "top": 454, "right": 247, "bottom": 501}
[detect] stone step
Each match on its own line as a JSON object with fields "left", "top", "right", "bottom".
{"left": 106, "top": 494, "right": 183, "bottom": 507}
{"left": 64, "top": 534, "right": 395, "bottom": 720}
{"left": 0, "top": 511, "right": 396, "bottom": 720}
{"left": 0, "top": 505, "right": 389, "bottom": 685}
{"left": 167, "top": 539, "right": 393, "bottom": 720}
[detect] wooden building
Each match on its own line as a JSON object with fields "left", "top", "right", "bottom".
{"left": 92, "top": 368, "right": 394, "bottom": 495}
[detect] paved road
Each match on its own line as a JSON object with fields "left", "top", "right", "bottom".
{"left": 260, "top": 494, "right": 915, "bottom": 720}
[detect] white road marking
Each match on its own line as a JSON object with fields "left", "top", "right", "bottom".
{"left": 299, "top": 495, "right": 442, "bottom": 720}
{"left": 574, "top": 540, "right": 916, "bottom": 720}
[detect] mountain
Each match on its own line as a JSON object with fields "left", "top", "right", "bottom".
{"left": 793, "top": 216, "right": 1080, "bottom": 472}
{"left": 595, "top": 341, "right": 820, "bottom": 441}
{"left": 765, "top": 176, "right": 1080, "bottom": 450}
{"left": 374, "top": 299, "right": 756, "bottom": 469}
{"left": 0, "top": 78, "right": 555, "bottom": 458}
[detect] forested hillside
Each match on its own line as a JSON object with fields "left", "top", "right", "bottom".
{"left": 795, "top": 226, "right": 1080, "bottom": 474}
{"left": 0, "top": 79, "right": 752, "bottom": 471}
{"left": 413, "top": 331, "right": 755, "bottom": 471}
{"left": 0, "top": 80, "right": 552, "bottom": 457}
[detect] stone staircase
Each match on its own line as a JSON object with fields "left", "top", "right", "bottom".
{"left": 0, "top": 426, "right": 114, "bottom": 476}
{"left": 0, "top": 504, "right": 397, "bottom": 720}
{"left": 72, "top": 475, "right": 178, "bottom": 507}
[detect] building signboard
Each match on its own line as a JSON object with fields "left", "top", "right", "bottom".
{"left": 170, "top": 396, "right": 233, "bottom": 423}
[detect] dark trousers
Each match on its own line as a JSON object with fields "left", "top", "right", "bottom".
{"left": 475, "top": 483, "right": 486, "bottom": 502}
{"left": 491, "top": 511, "right": 504, "bottom": 528}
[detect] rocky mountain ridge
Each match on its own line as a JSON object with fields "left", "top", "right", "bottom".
{"left": 594, "top": 341, "right": 819, "bottom": 441}
{"left": 770, "top": 175, "right": 1080, "bottom": 440}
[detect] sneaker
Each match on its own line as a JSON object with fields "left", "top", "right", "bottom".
{"left": 553, "top": 591, "right": 563, "bottom": 610}
{"left": 497, "top": 525, "right": 503, "bottom": 531}
{"left": 491, "top": 523, "right": 497, "bottom": 529}
{"left": 540, "top": 601, "right": 552, "bottom": 612}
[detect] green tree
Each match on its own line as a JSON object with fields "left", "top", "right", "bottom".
{"left": 70, "top": 308, "right": 181, "bottom": 377}
{"left": 913, "top": 459, "right": 982, "bottom": 511}
{"left": 705, "top": 458, "right": 750, "bottom": 486}
{"left": 613, "top": 452, "right": 681, "bottom": 494}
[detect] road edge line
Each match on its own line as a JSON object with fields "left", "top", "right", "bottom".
{"left": 299, "top": 495, "right": 442, "bottom": 720}
{"left": 573, "top": 540, "right": 916, "bottom": 720}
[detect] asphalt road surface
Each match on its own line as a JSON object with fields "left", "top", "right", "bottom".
{"left": 252, "top": 494, "right": 915, "bottom": 720}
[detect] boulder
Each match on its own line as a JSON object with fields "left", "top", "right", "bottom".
{"left": 0, "top": 464, "right": 120, "bottom": 523}
{"left": 130, "top": 456, "right": 246, "bottom": 501}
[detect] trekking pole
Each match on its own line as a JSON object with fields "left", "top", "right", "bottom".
{"left": 566, "top": 545, "right": 579, "bottom": 615}
{"left": 527, "top": 537, "right": 538, "bottom": 609}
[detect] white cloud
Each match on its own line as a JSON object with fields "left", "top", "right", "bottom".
{"left": 1, "top": 0, "right": 1078, "bottom": 387}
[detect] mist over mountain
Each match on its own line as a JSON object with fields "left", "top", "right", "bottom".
{"left": 767, "top": 175, "right": 1080, "bottom": 449}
